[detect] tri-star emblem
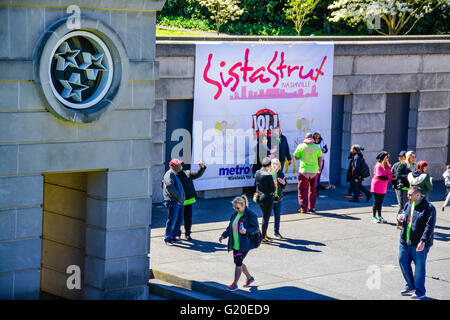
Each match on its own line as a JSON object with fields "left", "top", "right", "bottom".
{"left": 53, "top": 41, "right": 107, "bottom": 102}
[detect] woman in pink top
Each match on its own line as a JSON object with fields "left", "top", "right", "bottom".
{"left": 370, "top": 151, "right": 393, "bottom": 223}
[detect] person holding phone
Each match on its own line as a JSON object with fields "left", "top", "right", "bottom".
{"left": 370, "top": 151, "right": 393, "bottom": 223}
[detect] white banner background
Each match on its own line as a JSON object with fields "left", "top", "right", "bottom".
{"left": 192, "top": 42, "right": 334, "bottom": 191}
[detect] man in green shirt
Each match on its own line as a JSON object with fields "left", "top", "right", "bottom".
{"left": 294, "top": 133, "right": 323, "bottom": 214}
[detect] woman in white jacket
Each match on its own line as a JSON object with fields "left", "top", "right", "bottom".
{"left": 443, "top": 165, "right": 450, "bottom": 212}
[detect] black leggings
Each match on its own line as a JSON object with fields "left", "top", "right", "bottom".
{"left": 233, "top": 250, "right": 248, "bottom": 267}
{"left": 372, "top": 193, "right": 385, "bottom": 218}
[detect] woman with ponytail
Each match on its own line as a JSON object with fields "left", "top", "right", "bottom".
{"left": 219, "top": 195, "right": 259, "bottom": 291}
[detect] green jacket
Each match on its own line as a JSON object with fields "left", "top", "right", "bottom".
{"left": 408, "top": 171, "right": 433, "bottom": 199}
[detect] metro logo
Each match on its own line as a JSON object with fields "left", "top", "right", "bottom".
{"left": 219, "top": 166, "right": 251, "bottom": 176}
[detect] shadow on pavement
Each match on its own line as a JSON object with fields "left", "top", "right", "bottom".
{"left": 170, "top": 238, "right": 228, "bottom": 253}
{"left": 263, "top": 237, "right": 325, "bottom": 252}
{"left": 246, "top": 284, "right": 336, "bottom": 300}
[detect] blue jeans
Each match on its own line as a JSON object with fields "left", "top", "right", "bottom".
{"left": 273, "top": 201, "right": 281, "bottom": 233}
{"left": 165, "top": 201, "right": 184, "bottom": 242}
{"left": 398, "top": 243, "right": 430, "bottom": 297}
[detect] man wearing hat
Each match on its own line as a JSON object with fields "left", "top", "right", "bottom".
{"left": 255, "top": 157, "right": 276, "bottom": 243}
{"left": 162, "top": 159, "right": 186, "bottom": 245}
{"left": 392, "top": 151, "right": 409, "bottom": 214}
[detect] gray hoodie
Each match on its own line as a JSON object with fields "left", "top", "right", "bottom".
{"left": 162, "top": 168, "right": 185, "bottom": 204}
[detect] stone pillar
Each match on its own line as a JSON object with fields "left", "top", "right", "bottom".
{"left": 83, "top": 169, "right": 152, "bottom": 299}
{"left": 415, "top": 91, "right": 450, "bottom": 179}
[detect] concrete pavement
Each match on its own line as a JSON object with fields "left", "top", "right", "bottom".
{"left": 149, "top": 184, "right": 450, "bottom": 300}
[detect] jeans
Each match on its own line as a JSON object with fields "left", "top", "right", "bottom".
{"left": 444, "top": 187, "right": 450, "bottom": 208}
{"left": 165, "top": 201, "right": 184, "bottom": 242}
{"left": 395, "top": 189, "right": 408, "bottom": 214}
{"left": 273, "top": 201, "right": 282, "bottom": 233}
{"left": 297, "top": 173, "right": 317, "bottom": 211}
{"left": 398, "top": 243, "right": 430, "bottom": 297}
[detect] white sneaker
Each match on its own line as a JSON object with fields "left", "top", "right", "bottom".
{"left": 411, "top": 293, "right": 426, "bottom": 300}
{"left": 400, "top": 288, "right": 415, "bottom": 296}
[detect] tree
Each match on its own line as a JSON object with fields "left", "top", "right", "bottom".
{"left": 328, "top": 0, "right": 450, "bottom": 35}
{"left": 197, "top": 0, "right": 245, "bottom": 35}
{"left": 284, "top": 0, "right": 320, "bottom": 36}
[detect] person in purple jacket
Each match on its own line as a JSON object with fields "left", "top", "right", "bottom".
{"left": 370, "top": 151, "right": 393, "bottom": 223}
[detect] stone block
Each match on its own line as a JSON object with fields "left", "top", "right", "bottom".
{"left": 416, "top": 128, "right": 448, "bottom": 148}
{"left": 419, "top": 91, "right": 449, "bottom": 109}
{"left": 0, "top": 207, "right": 42, "bottom": 241}
{"left": 156, "top": 78, "right": 194, "bottom": 99}
{"left": 158, "top": 56, "right": 195, "bottom": 78}
{"left": 333, "top": 56, "right": 353, "bottom": 76}
{"left": 153, "top": 100, "right": 166, "bottom": 121}
{"left": 0, "top": 7, "right": 8, "bottom": 58}
{"left": 43, "top": 183, "right": 86, "bottom": 219}
{"left": 352, "top": 94, "right": 386, "bottom": 114}
{"left": 332, "top": 75, "right": 371, "bottom": 95}
{"left": 151, "top": 187, "right": 163, "bottom": 204}
{"left": 350, "top": 132, "right": 385, "bottom": 151}
{"left": 417, "top": 110, "right": 450, "bottom": 129}
{"left": 0, "top": 209, "right": 15, "bottom": 241}
{"left": 370, "top": 74, "right": 418, "bottom": 93}
{"left": 41, "top": 267, "right": 83, "bottom": 300}
{"left": 0, "top": 145, "right": 18, "bottom": 176}
{"left": 0, "top": 82, "right": 18, "bottom": 109}
{"left": 42, "top": 239, "right": 85, "bottom": 273}
{"left": 354, "top": 55, "right": 422, "bottom": 75}
{"left": 0, "top": 61, "right": 33, "bottom": 81}
{"left": 85, "top": 226, "right": 150, "bottom": 259}
{"left": 156, "top": 43, "right": 195, "bottom": 57}
{"left": 19, "top": 81, "right": 44, "bottom": 110}
{"left": 436, "top": 73, "right": 450, "bottom": 90}
{"left": 87, "top": 168, "right": 150, "bottom": 200}
{"left": 13, "top": 269, "right": 41, "bottom": 300}
{"left": 422, "top": 54, "right": 450, "bottom": 73}
{"left": 132, "top": 81, "right": 155, "bottom": 107}
{"left": 129, "top": 60, "right": 158, "bottom": 81}
{"left": 43, "top": 7, "right": 64, "bottom": 34}
{"left": 0, "top": 175, "right": 43, "bottom": 209}
{"left": 152, "top": 142, "right": 165, "bottom": 165}
{"left": 152, "top": 120, "right": 166, "bottom": 143}
{"left": 84, "top": 284, "right": 149, "bottom": 300}
{"left": 131, "top": 139, "right": 153, "bottom": 167}
{"left": 125, "top": 11, "right": 143, "bottom": 60}
{"left": 86, "top": 197, "right": 151, "bottom": 229}
{"left": 417, "top": 73, "right": 437, "bottom": 91}
{"left": 127, "top": 256, "right": 150, "bottom": 287}
{"left": 44, "top": 172, "right": 87, "bottom": 192}
{"left": 415, "top": 147, "right": 448, "bottom": 165}
{"left": 0, "top": 272, "right": 14, "bottom": 299}
{"left": 8, "top": 6, "right": 28, "bottom": 59}
{"left": 407, "top": 128, "right": 417, "bottom": 150}
{"left": 351, "top": 113, "right": 385, "bottom": 133}
{"left": 141, "top": 11, "right": 157, "bottom": 60}
{"left": 43, "top": 211, "right": 86, "bottom": 249}
{"left": 0, "top": 238, "right": 41, "bottom": 273}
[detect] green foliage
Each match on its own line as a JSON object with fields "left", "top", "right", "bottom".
{"left": 158, "top": 0, "right": 449, "bottom": 36}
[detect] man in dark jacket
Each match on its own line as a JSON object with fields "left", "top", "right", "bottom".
{"left": 349, "top": 145, "right": 371, "bottom": 203}
{"left": 397, "top": 186, "right": 436, "bottom": 299}
{"left": 272, "top": 127, "right": 292, "bottom": 171}
{"left": 176, "top": 161, "right": 206, "bottom": 240}
{"left": 255, "top": 157, "right": 276, "bottom": 243}
{"left": 162, "top": 159, "right": 185, "bottom": 245}
{"left": 391, "top": 151, "right": 409, "bottom": 214}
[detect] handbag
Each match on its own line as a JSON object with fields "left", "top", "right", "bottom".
{"left": 253, "top": 192, "right": 260, "bottom": 203}
{"left": 250, "top": 229, "right": 262, "bottom": 249}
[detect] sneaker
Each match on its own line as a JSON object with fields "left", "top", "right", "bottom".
{"left": 379, "top": 216, "right": 386, "bottom": 223}
{"left": 228, "top": 282, "right": 238, "bottom": 291}
{"left": 261, "top": 236, "right": 272, "bottom": 244}
{"left": 298, "top": 209, "right": 307, "bottom": 214}
{"left": 185, "top": 234, "right": 192, "bottom": 241}
{"left": 344, "top": 193, "right": 352, "bottom": 198}
{"left": 359, "top": 195, "right": 364, "bottom": 199}
{"left": 372, "top": 217, "right": 380, "bottom": 223}
{"left": 309, "top": 208, "right": 316, "bottom": 214}
{"left": 244, "top": 276, "right": 255, "bottom": 287}
{"left": 411, "top": 293, "right": 426, "bottom": 300}
{"left": 274, "top": 232, "right": 283, "bottom": 239}
{"left": 164, "top": 240, "right": 174, "bottom": 246}
{"left": 400, "top": 288, "right": 415, "bottom": 296}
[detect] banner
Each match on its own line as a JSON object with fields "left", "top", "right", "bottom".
{"left": 192, "top": 42, "right": 334, "bottom": 191}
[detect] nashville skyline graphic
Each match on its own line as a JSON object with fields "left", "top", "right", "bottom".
{"left": 230, "top": 85, "right": 318, "bottom": 100}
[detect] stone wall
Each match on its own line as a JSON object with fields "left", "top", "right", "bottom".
{"left": 153, "top": 39, "right": 450, "bottom": 203}
{"left": 0, "top": 0, "right": 164, "bottom": 300}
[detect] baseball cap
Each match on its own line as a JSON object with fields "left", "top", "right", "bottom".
{"left": 169, "top": 158, "right": 184, "bottom": 167}
{"left": 398, "top": 151, "right": 407, "bottom": 157}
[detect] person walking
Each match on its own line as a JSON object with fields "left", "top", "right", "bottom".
{"left": 313, "top": 131, "right": 328, "bottom": 196}
{"left": 348, "top": 145, "right": 372, "bottom": 203}
{"left": 344, "top": 151, "right": 360, "bottom": 199}
{"left": 397, "top": 186, "right": 436, "bottom": 299}
{"left": 176, "top": 161, "right": 207, "bottom": 241}
{"left": 219, "top": 195, "right": 259, "bottom": 291}
{"left": 162, "top": 159, "right": 185, "bottom": 245}
{"left": 270, "top": 158, "right": 287, "bottom": 238}
{"left": 442, "top": 165, "right": 450, "bottom": 212}
{"left": 370, "top": 151, "right": 393, "bottom": 223}
{"left": 391, "top": 151, "right": 409, "bottom": 214}
{"left": 272, "top": 127, "right": 292, "bottom": 171}
{"left": 294, "top": 133, "right": 323, "bottom": 214}
{"left": 255, "top": 157, "right": 276, "bottom": 244}
{"left": 408, "top": 161, "right": 433, "bottom": 200}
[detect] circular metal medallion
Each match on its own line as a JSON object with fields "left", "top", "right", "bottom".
{"left": 49, "top": 31, "right": 113, "bottom": 110}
